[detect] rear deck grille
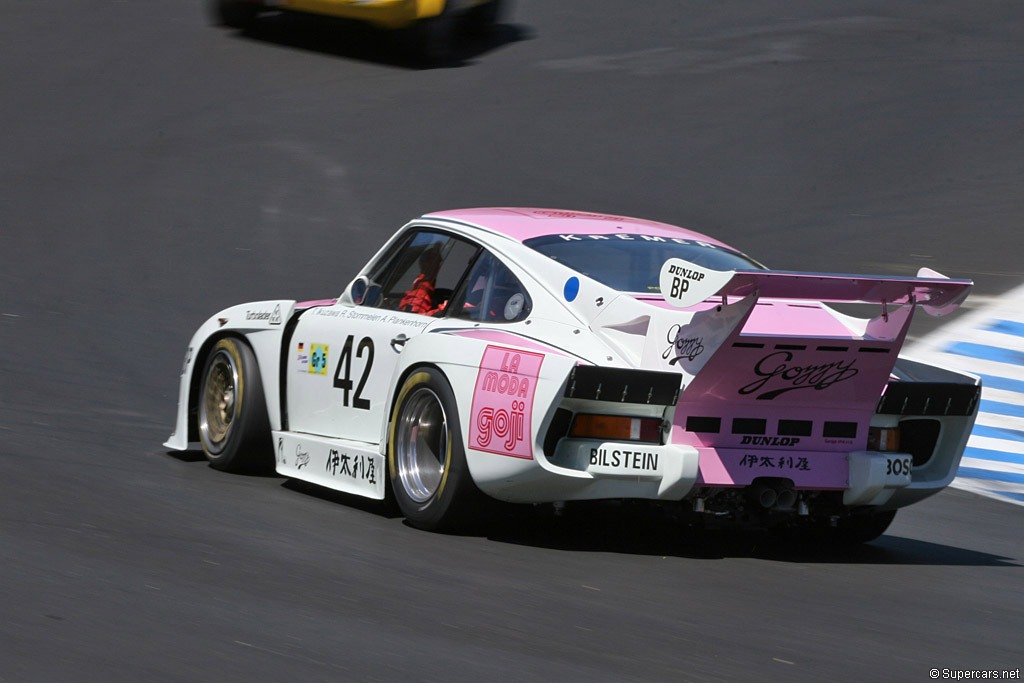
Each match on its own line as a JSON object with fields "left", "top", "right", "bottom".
{"left": 564, "top": 366, "right": 681, "bottom": 405}
{"left": 876, "top": 382, "right": 980, "bottom": 416}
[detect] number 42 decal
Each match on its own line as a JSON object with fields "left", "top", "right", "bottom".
{"left": 333, "top": 335, "right": 374, "bottom": 410}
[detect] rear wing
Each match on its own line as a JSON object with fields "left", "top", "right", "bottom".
{"left": 650, "top": 262, "right": 974, "bottom": 453}
{"left": 723, "top": 270, "right": 972, "bottom": 316}
{"left": 659, "top": 259, "right": 972, "bottom": 317}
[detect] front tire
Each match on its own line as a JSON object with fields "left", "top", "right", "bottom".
{"left": 388, "top": 368, "right": 487, "bottom": 531}
{"left": 198, "top": 337, "right": 272, "bottom": 473}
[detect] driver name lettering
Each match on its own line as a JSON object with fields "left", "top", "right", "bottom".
{"left": 312, "top": 308, "right": 427, "bottom": 328}
{"left": 386, "top": 315, "right": 429, "bottom": 328}
{"left": 469, "top": 346, "right": 544, "bottom": 460}
{"left": 347, "top": 310, "right": 383, "bottom": 322}
{"left": 739, "top": 351, "right": 859, "bottom": 400}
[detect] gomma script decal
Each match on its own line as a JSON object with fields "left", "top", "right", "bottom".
{"left": 739, "top": 351, "right": 859, "bottom": 400}
{"left": 662, "top": 324, "right": 705, "bottom": 365}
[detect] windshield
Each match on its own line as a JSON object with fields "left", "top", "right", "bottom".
{"left": 524, "top": 234, "right": 764, "bottom": 294}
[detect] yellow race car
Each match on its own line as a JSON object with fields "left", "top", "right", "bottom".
{"left": 213, "top": 0, "right": 506, "bottom": 59}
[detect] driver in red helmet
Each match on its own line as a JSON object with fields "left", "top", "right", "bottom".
{"left": 398, "top": 247, "right": 443, "bottom": 315}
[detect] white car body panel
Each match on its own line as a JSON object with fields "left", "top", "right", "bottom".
{"left": 274, "top": 431, "right": 386, "bottom": 500}
{"left": 287, "top": 304, "right": 430, "bottom": 442}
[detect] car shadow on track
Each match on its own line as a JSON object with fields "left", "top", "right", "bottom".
{"left": 165, "top": 449, "right": 209, "bottom": 464}
{"left": 281, "top": 478, "right": 403, "bottom": 519}
{"left": 163, "top": 453, "right": 1016, "bottom": 567}
{"left": 165, "top": 450, "right": 401, "bottom": 516}
{"left": 482, "top": 502, "right": 1020, "bottom": 567}
{"left": 224, "top": 11, "right": 532, "bottom": 69}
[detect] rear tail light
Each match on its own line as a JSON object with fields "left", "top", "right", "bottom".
{"left": 867, "top": 426, "right": 900, "bottom": 452}
{"left": 570, "top": 414, "right": 662, "bottom": 443}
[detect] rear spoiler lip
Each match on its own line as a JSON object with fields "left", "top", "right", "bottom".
{"left": 715, "top": 270, "right": 973, "bottom": 312}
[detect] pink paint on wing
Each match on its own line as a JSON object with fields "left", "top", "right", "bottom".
{"left": 639, "top": 299, "right": 858, "bottom": 337}
{"left": 468, "top": 345, "right": 544, "bottom": 460}
{"left": 740, "top": 301, "right": 857, "bottom": 338}
{"left": 723, "top": 270, "right": 971, "bottom": 309}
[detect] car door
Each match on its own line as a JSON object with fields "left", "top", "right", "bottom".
{"left": 286, "top": 228, "right": 480, "bottom": 444}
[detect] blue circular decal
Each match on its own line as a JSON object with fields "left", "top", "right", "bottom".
{"left": 564, "top": 276, "right": 580, "bottom": 302}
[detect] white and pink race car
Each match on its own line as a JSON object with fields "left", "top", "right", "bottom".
{"left": 165, "top": 208, "right": 981, "bottom": 540}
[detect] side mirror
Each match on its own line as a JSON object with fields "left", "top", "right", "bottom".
{"left": 350, "top": 276, "right": 369, "bottom": 305}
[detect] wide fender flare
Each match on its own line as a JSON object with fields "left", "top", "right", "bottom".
{"left": 164, "top": 300, "right": 296, "bottom": 450}
{"left": 881, "top": 355, "right": 982, "bottom": 508}
{"left": 386, "top": 331, "right": 578, "bottom": 491}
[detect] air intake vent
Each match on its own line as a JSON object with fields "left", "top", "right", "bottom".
{"left": 823, "top": 421, "right": 858, "bottom": 439}
{"left": 686, "top": 416, "right": 721, "bottom": 434}
{"left": 732, "top": 418, "right": 767, "bottom": 435}
{"left": 778, "top": 419, "right": 812, "bottom": 436}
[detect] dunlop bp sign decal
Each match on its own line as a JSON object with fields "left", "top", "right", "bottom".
{"left": 659, "top": 258, "right": 735, "bottom": 308}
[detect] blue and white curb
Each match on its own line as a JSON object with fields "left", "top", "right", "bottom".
{"left": 905, "top": 282, "right": 1024, "bottom": 507}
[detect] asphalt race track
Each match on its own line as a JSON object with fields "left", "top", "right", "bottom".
{"left": 2, "top": 2, "right": 1022, "bottom": 680}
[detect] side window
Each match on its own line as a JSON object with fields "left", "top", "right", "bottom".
{"left": 364, "top": 230, "right": 479, "bottom": 316}
{"left": 448, "top": 251, "right": 532, "bottom": 323}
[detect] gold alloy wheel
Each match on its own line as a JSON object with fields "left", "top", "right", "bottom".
{"left": 199, "top": 348, "right": 239, "bottom": 455}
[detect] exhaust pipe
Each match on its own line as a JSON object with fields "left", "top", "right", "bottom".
{"left": 776, "top": 488, "right": 797, "bottom": 510}
{"left": 749, "top": 482, "right": 778, "bottom": 508}
{"left": 747, "top": 479, "right": 800, "bottom": 510}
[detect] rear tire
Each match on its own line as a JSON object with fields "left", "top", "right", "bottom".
{"left": 212, "top": 0, "right": 261, "bottom": 29}
{"left": 198, "top": 337, "right": 272, "bottom": 473}
{"left": 388, "top": 368, "right": 488, "bottom": 531}
{"left": 777, "top": 508, "right": 897, "bottom": 546}
{"left": 833, "top": 509, "right": 897, "bottom": 544}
